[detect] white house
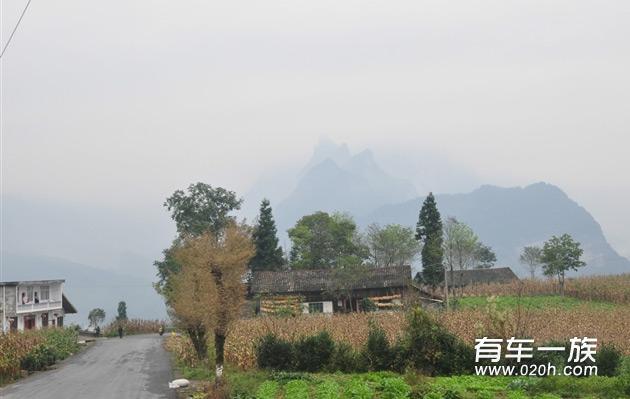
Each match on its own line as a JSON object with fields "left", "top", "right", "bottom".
{"left": 0, "top": 280, "right": 77, "bottom": 332}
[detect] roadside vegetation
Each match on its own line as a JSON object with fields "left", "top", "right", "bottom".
{"left": 155, "top": 182, "right": 630, "bottom": 398}
{"left": 164, "top": 318, "right": 630, "bottom": 398}
{"left": 0, "top": 327, "right": 79, "bottom": 385}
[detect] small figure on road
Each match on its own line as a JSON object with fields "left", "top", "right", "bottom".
{"left": 118, "top": 325, "right": 123, "bottom": 339}
{"left": 158, "top": 325, "right": 164, "bottom": 336}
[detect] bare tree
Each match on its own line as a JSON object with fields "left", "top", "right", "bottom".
{"left": 173, "top": 223, "right": 254, "bottom": 387}
{"left": 365, "top": 223, "right": 421, "bottom": 267}
{"left": 519, "top": 246, "right": 543, "bottom": 279}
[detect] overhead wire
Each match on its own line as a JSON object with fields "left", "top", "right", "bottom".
{"left": 0, "top": 0, "right": 33, "bottom": 59}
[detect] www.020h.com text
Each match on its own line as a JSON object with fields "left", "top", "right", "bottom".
{"left": 475, "top": 363, "right": 598, "bottom": 377}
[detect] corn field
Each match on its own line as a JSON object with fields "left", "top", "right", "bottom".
{"left": 102, "top": 319, "right": 165, "bottom": 336}
{"left": 461, "top": 274, "right": 630, "bottom": 304}
{"left": 221, "top": 304, "right": 630, "bottom": 369}
{"left": 0, "top": 331, "right": 45, "bottom": 381}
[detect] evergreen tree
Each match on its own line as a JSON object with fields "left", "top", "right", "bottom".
{"left": 117, "top": 301, "right": 127, "bottom": 321}
{"left": 415, "top": 193, "right": 444, "bottom": 287}
{"left": 250, "top": 199, "right": 284, "bottom": 271}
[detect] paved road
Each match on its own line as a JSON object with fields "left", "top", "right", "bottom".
{"left": 0, "top": 334, "right": 175, "bottom": 399}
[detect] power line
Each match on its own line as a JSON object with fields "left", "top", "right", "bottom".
{"left": 0, "top": 0, "right": 33, "bottom": 59}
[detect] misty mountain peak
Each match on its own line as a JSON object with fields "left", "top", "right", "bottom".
{"left": 300, "top": 139, "right": 352, "bottom": 175}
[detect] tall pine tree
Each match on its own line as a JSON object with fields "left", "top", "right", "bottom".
{"left": 415, "top": 192, "right": 444, "bottom": 287}
{"left": 250, "top": 199, "right": 284, "bottom": 271}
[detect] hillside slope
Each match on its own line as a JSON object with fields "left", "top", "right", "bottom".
{"left": 365, "top": 183, "right": 630, "bottom": 276}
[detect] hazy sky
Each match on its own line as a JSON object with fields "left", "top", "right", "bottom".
{"left": 2, "top": 1, "right": 629, "bottom": 257}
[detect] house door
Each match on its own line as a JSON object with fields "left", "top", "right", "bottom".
{"left": 24, "top": 315, "right": 36, "bottom": 330}
{"left": 57, "top": 316, "right": 64, "bottom": 327}
{"left": 41, "top": 313, "right": 48, "bottom": 328}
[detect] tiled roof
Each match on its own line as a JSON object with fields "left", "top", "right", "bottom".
{"left": 448, "top": 267, "right": 519, "bottom": 286}
{"left": 251, "top": 265, "right": 412, "bottom": 294}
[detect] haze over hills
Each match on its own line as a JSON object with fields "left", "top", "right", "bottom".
{"left": 1, "top": 141, "right": 628, "bottom": 324}
{"left": 0, "top": 252, "right": 167, "bottom": 326}
{"left": 1, "top": 195, "right": 174, "bottom": 324}
{"left": 264, "top": 141, "right": 630, "bottom": 276}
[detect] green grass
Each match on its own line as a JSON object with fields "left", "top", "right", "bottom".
{"left": 457, "top": 295, "right": 617, "bottom": 311}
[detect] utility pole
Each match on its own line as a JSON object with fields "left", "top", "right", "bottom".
{"left": 443, "top": 264, "right": 449, "bottom": 310}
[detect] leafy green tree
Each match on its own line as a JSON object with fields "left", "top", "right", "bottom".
{"left": 154, "top": 238, "right": 183, "bottom": 302}
{"left": 164, "top": 182, "right": 242, "bottom": 237}
{"left": 88, "top": 308, "right": 106, "bottom": 329}
{"left": 541, "top": 234, "right": 586, "bottom": 296}
{"left": 520, "top": 245, "right": 543, "bottom": 279}
{"left": 117, "top": 301, "right": 127, "bottom": 321}
{"left": 157, "top": 183, "right": 243, "bottom": 360}
{"left": 288, "top": 212, "right": 366, "bottom": 269}
{"left": 415, "top": 193, "right": 444, "bottom": 287}
{"left": 250, "top": 199, "right": 284, "bottom": 271}
{"left": 474, "top": 243, "right": 497, "bottom": 269}
{"left": 365, "top": 223, "right": 421, "bottom": 267}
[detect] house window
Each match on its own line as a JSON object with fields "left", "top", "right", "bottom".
{"left": 308, "top": 302, "right": 323, "bottom": 313}
{"left": 40, "top": 286, "right": 50, "bottom": 301}
{"left": 26, "top": 287, "right": 33, "bottom": 303}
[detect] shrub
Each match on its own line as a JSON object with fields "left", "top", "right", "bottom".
{"left": 389, "top": 342, "right": 409, "bottom": 373}
{"left": 256, "top": 334, "right": 294, "bottom": 370}
{"left": 284, "top": 380, "right": 310, "bottom": 399}
{"left": 21, "top": 344, "right": 56, "bottom": 372}
{"left": 45, "top": 328, "right": 79, "bottom": 360}
{"left": 294, "top": 331, "right": 335, "bottom": 372}
{"left": 363, "top": 322, "right": 392, "bottom": 371}
{"left": 402, "top": 307, "right": 473, "bottom": 375}
{"left": 530, "top": 340, "right": 567, "bottom": 370}
{"left": 360, "top": 298, "right": 378, "bottom": 312}
{"left": 255, "top": 380, "right": 279, "bottom": 399}
{"left": 330, "top": 342, "right": 365, "bottom": 373}
{"left": 622, "top": 371, "right": 630, "bottom": 396}
{"left": 596, "top": 344, "right": 622, "bottom": 376}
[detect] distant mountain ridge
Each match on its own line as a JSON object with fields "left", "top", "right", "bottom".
{"left": 270, "top": 142, "right": 629, "bottom": 277}
{"left": 365, "top": 183, "right": 630, "bottom": 276}
{"left": 275, "top": 141, "right": 417, "bottom": 232}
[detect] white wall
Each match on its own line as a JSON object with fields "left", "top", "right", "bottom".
{"left": 301, "top": 301, "right": 333, "bottom": 314}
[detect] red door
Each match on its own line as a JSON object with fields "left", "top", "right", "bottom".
{"left": 24, "top": 315, "right": 36, "bottom": 330}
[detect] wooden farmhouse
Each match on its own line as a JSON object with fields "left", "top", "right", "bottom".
{"left": 249, "top": 265, "right": 441, "bottom": 315}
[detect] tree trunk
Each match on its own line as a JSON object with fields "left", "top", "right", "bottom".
{"left": 211, "top": 267, "right": 228, "bottom": 388}
{"left": 187, "top": 325, "right": 208, "bottom": 360}
{"left": 560, "top": 272, "right": 565, "bottom": 297}
{"left": 214, "top": 332, "right": 226, "bottom": 387}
